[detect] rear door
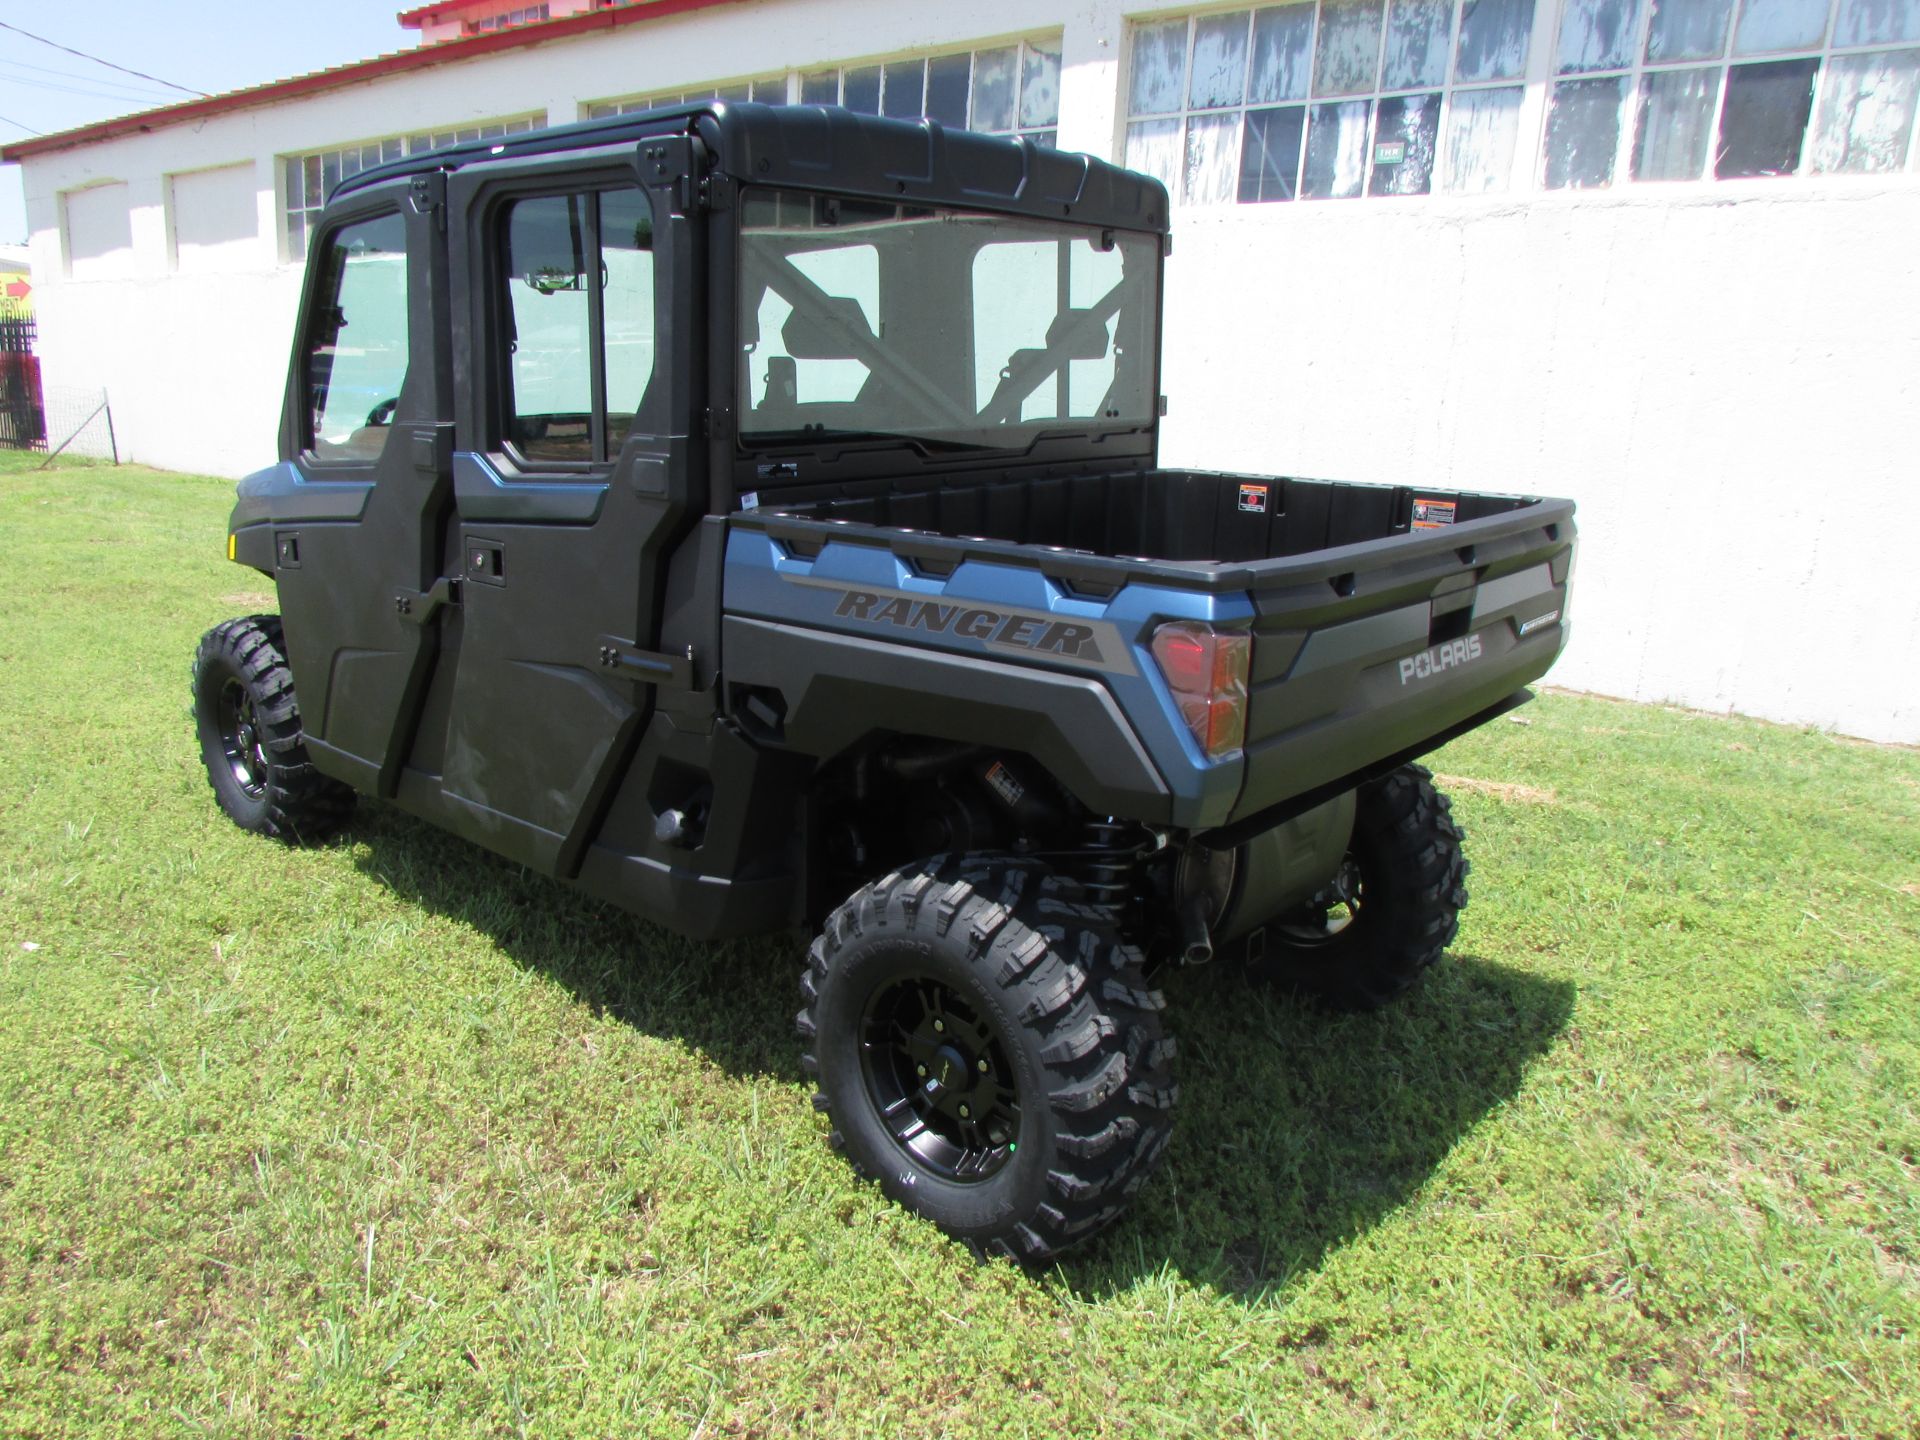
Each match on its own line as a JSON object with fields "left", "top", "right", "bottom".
{"left": 429, "top": 140, "right": 702, "bottom": 875}
{"left": 271, "top": 173, "right": 453, "bottom": 798}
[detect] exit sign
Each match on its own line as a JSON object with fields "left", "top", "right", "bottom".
{"left": 1374, "top": 140, "right": 1407, "bottom": 165}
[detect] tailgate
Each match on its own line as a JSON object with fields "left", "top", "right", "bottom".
{"left": 1225, "top": 502, "right": 1574, "bottom": 828}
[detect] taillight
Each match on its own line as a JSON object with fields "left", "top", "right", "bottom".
{"left": 1150, "top": 621, "right": 1251, "bottom": 759}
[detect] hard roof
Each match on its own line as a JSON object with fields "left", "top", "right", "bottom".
{"left": 332, "top": 103, "right": 1172, "bottom": 235}
{"left": 0, "top": 0, "right": 746, "bottom": 163}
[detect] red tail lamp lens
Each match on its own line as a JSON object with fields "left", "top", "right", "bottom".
{"left": 1150, "top": 622, "right": 1251, "bottom": 758}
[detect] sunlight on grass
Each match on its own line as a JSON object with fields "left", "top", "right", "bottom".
{"left": 0, "top": 464, "right": 1915, "bottom": 1436}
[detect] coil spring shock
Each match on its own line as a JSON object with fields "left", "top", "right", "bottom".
{"left": 1081, "top": 818, "right": 1136, "bottom": 912}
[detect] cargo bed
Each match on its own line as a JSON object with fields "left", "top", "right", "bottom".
{"left": 729, "top": 468, "right": 1575, "bottom": 833}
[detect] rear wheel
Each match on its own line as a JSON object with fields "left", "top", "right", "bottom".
{"left": 1254, "top": 763, "right": 1467, "bottom": 1010}
{"left": 799, "top": 857, "right": 1177, "bottom": 1262}
{"left": 192, "top": 615, "right": 354, "bottom": 843}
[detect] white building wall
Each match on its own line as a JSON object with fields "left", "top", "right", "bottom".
{"left": 11, "top": 0, "right": 1919, "bottom": 741}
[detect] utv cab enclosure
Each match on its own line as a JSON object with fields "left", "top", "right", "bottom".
{"left": 194, "top": 102, "right": 1576, "bottom": 1260}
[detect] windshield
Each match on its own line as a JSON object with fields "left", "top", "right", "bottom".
{"left": 737, "top": 188, "right": 1158, "bottom": 450}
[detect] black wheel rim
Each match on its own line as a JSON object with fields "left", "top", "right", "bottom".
{"left": 859, "top": 975, "right": 1021, "bottom": 1183}
{"left": 217, "top": 678, "right": 269, "bottom": 799}
{"left": 1274, "top": 853, "right": 1364, "bottom": 946}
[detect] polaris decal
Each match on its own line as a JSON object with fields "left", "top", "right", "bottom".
{"left": 1398, "top": 633, "right": 1483, "bottom": 685}
{"left": 780, "top": 575, "right": 1134, "bottom": 675}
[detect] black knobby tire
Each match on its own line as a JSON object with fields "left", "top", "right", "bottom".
{"left": 797, "top": 857, "right": 1177, "bottom": 1262}
{"left": 1255, "top": 763, "right": 1468, "bottom": 1010}
{"left": 191, "top": 615, "right": 355, "bottom": 843}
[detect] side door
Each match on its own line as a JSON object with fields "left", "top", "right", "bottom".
{"left": 271, "top": 174, "right": 453, "bottom": 798}
{"left": 431, "top": 141, "right": 702, "bottom": 876}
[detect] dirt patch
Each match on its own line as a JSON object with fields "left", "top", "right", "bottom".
{"left": 218, "top": 592, "right": 275, "bottom": 610}
{"left": 1432, "top": 773, "right": 1558, "bottom": 805}
{"left": 1899, "top": 883, "right": 1920, "bottom": 899}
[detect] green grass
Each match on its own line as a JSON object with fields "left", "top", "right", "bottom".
{"left": 1, "top": 461, "right": 1916, "bottom": 1438}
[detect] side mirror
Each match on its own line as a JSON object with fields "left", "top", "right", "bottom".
{"left": 782, "top": 296, "right": 875, "bottom": 359}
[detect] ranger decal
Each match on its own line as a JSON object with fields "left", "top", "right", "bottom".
{"left": 835, "top": 590, "right": 1106, "bottom": 663}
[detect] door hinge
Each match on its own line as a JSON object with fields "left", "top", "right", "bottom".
{"left": 395, "top": 575, "right": 459, "bottom": 625}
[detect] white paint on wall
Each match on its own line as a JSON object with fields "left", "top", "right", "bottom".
{"left": 62, "top": 182, "right": 133, "bottom": 281}
{"left": 170, "top": 164, "right": 264, "bottom": 275}
{"left": 8, "top": 0, "right": 1917, "bottom": 741}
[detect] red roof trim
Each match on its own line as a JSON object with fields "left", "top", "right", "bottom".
{"left": 0, "top": 0, "right": 745, "bottom": 163}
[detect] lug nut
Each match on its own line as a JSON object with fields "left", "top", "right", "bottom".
{"left": 932, "top": 1019, "right": 944, "bottom": 1033}
{"left": 958, "top": 1104, "right": 970, "bottom": 1119}
{"left": 977, "top": 1059, "right": 988, "bottom": 1072}
{"left": 916, "top": 1064, "right": 927, "bottom": 1077}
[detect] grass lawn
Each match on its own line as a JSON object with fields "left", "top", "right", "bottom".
{"left": 1, "top": 457, "right": 1915, "bottom": 1438}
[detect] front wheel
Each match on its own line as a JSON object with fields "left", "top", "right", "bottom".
{"left": 192, "top": 615, "right": 355, "bottom": 843}
{"left": 1254, "top": 763, "right": 1468, "bottom": 1010}
{"left": 798, "top": 858, "right": 1177, "bottom": 1262}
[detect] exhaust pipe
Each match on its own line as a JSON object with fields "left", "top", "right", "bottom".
{"left": 1176, "top": 893, "right": 1214, "bottom": 966}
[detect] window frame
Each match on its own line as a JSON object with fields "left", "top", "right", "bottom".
{"left": 1542, "top": 0, "right": 1920, "bottom": 188}
{"left": 1122, "top": 2, "right": 1545, "bottom": 205}
{"left": 294, "top": 199, "right": 414, "bottom": 472}
{"left": 485, "top": 177, "right": 661, "bottom": 476}
{"left": 280, "top": 113, "right": 545, "bottom": 263}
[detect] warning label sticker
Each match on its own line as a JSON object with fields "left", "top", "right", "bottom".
{"left": 1412, "top": 497, "right": 1457, "bottom": 529}
{"left": 1238, "top": 483, "right": 1270, "bottom": 514}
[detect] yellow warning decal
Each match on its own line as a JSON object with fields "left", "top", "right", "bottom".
{"left": 227, "top": 534, "right": 236, "bottom": 560}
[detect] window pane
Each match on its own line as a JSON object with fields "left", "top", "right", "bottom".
{"left": 800, "top": 70, "right": 838, "bottom": 104}
{"left": 601, "top": 190, "right": 655, "bottom": 449}
{"left": 927, "top": 52, "right": 971, "bottom": 129}
{"left": 714, "top": 84, "right": 751, "bottom": 103}
{"left": 1369, "top": 90, "right": 1441, "bottom": 192}
{"left": 1456, "top": 0, "right": 1536, "bottom": 80}
{"left": 321, "top": 152, "right": 341, "bottom": 196}
{"left": 1240, "top": 105, "right": 1308, "bottom": 199}
{"left": 843, "top": 65, "right": 881, "bottom": 115}
{"left": 1124, "top": 117, "right": 1184, "bottom": 192}
{"left": 971, "top": 46, "right": 1018, "bottom": 129}
{"left": 1131, "top": 19, "right": 1190, "bottom": 114}
{"left": 285, "top": 207, "right": 306, "bottom": 261}
{"left": 1558, "top": 0, "right": 1645, "bottom": 72}
{"left": 1315, "top": 0, "right": 1387, "bottom": 95}
{"left": 504, "top": 195, "right": 593, "bottom": 461}
{"left": 1249, "top": 5, "right": 1316, "bottom": 102}
{"left": 749, "top": 78, "right": 783, "bottom": 104}
{"left": 1632, "top": 65, "right": 1721, "bottom": 177}
{"left": 1021, "top": 39, "right": 1063, "bottom": 127}
{"left": 1834, "top": 0, "right": 1920, "bottom": 46}
{"left": 1646, "top": 0, "right": 1735, "bottom": 61}
{"left": 307, "top": 213, "right": 408, "bottom": 462}
{"left": 1544, "top": 75, "right": 1626, "bottom": 185}
{"left": 1384, "top": 0, "right": 1453, "bottom": 89}
{"left": 1190, "top": 11, "right": 1252, "bottom": 108}
{"left": 1184, "top": 111, "right": 1243, "bottom": 202}
{"left": 1716, "top": 56, "right": 1817, "bottom": 174}
{"left": 1023, "top": 128, "right": 1059, "bottom": 148}
{"left": 883, "top": 60, "right": 925, "bottom": 119}
{"left": 1441, "top": 84, "right": 1523, "bottom": 190}
{"left": 283, "top": 157, "right": 302, "bottom": 210}
{"left": 1811, "top": 47, "right": 1920, "bottom": 170}
{"left": 1303, "top": 99, "right": 1373, "bottom": 194}
{"left": 1733, "top": 0, "right": 1829, "bottom": 52}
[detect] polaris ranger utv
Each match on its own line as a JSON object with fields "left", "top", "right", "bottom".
{"left": 193, "top": 103, "right": 1575, "bottom": 1261}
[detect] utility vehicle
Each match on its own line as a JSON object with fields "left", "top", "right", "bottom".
{"left": 193, "top": 103, "right": 1575, "bottom": 1260}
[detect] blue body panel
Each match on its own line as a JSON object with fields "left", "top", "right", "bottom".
{"left": 722, "top": 527, "right": 1252, "bottom": 827}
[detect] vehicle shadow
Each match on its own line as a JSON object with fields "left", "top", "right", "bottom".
{"left": 347, "top": 805, "right": 1573, "bottom": 1304}
{"left": 1061, "top": 953, "right": 1576, "bottom": 1302}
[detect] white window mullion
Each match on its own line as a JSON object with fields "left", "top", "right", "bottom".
{"left": 1515, "top": 0, "right": 1565, "bottom": 191}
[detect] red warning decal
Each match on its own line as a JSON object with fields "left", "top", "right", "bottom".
{"left": 1237, "top": 483, "right": 1269, "bottom": 514}
{"left": 1412, "top": 497, "right": 1457, "bottom": 529}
